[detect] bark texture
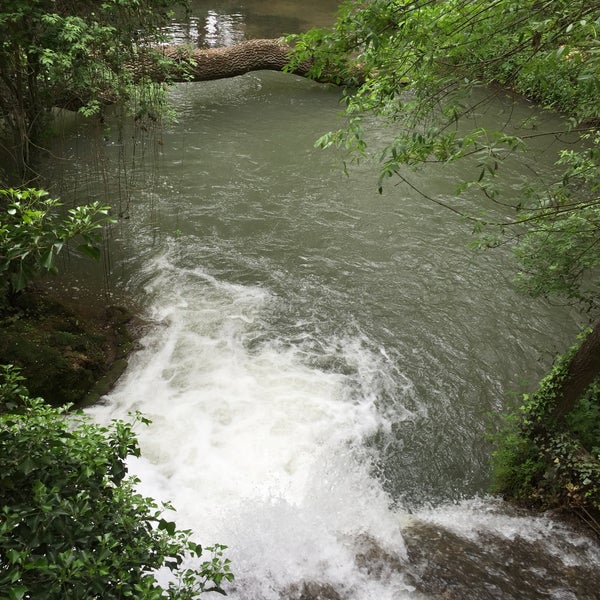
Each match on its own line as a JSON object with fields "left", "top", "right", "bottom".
{"left": 551, "top": 321, "right": 600, "bottom": 421}
{"left": 146, "top": 39, "right": 314, "bottom": 83}
{"left": 56, "top": 39, "right": 341, "bottom": 111}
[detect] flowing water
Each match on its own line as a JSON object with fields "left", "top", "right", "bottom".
{"left": 44, "top": 1, "right": 600, "bottom": 598}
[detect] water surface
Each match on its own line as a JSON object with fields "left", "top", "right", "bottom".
{"left": 41, "top": 1, "right": 600, "bottom": 597}
{"left": 70, "top": 73, "right": 599, "bottom": 598}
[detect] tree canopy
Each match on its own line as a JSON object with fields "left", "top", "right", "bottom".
{"left": 0, "top": 0, "right": 185, "bottom": 179}
{"left": 288, "top": 0, "right": 600, "bottom": 308}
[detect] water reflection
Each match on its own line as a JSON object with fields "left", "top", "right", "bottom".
{"left": 204, "top": 10, "right": 246, "bottom": 47}
{"left": 165, "top": 0, "right": 341, "bottom": 47}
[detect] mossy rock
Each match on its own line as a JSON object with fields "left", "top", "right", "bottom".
{"left": 0, "top": 289, "right": 134, "bottom": 407}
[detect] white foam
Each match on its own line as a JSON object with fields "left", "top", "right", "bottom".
{"left": 88, "top": 250, "right": 414, "bottom": 598}
{"left": 412, "top": 496, "right": 600, "bottom": 566}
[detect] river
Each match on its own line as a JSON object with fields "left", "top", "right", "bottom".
{"left": 45, "top": 1, "right": 600, "bottom": 598}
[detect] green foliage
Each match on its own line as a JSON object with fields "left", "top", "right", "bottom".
{"left": 566, "top": 382, "right": 600, "bottom": 456}
{"left": 290, "top": 0, "right": 600, "bottom": 305}
{"left": 0, "top": 188, "right": 113, "bottom": 300}
{"left": 491, "top": 332, "right": 600, "bottom": 515}
{"left": 490, "top": 414, "right": 545, "bottom": 503}
{"left": 519, "top": 339, "right": 580, "bottom": 425}
{"left": 0, "top": 363, "right": 29, "bottom": 413}
{"left": 513, "top": 130, "right": 600, "bottom": 303}
{"left": 0, "top": 0, "right": 186, "bottom": 176}
{"left": 0, "top": 365, "right": 233, "bottom": 599}
{"left": 513, "top": 202, "right": 600, "bottom": 303}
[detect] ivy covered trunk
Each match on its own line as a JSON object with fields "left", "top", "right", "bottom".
{"left": 551, "top": 322, "right": 600, "bottom": 422}
{"left": 493, "top": 325, "right": 600, "bottom": 530}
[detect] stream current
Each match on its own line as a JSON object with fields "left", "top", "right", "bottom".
{"left": 45, "top": 1, "right": 600, "bottom": 598}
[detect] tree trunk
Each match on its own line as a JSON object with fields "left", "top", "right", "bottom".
{"left": 149, "top": 39, "right": 314, "bottom": 83}
{"left": 551, "top": 321, "right": 600, "bottom": 422}
{"left": 55, "top": 38, "right": 329, "bottom": 112}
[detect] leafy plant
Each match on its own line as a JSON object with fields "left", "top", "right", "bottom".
{"left": 566, "top": 382, "right": 600, "bottom": 456}
{"left": 0, "top": 0, "right": 186, "bottom": 177}
{"left": 0, "top": 363, "right": 29, "bottom": 413}
{"left": 490, "top": 412, "right": 546, "bottom": 503}
{"left": 0, "top": 365, "right": 233, "bottom": 599}
{"left": 0, "top": 188, "right": 113, "bottom": 302}
{"left": 491, "top": 332, "right": 600, "bottom": 518}
{"left": 288, "top": 0, "right": 600, "bottom": 305}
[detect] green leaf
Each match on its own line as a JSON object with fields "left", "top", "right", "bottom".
{"left": 18, "top": 457, "right": 36, "bottom": 475}
{"left": 8, "top": 586, "right": 28, "bottom": 600}
{"left": 158, "top": 519, "right": 176, "bottom": 536}
{"left": 77, "top": 243, "right": 101, "bottom": 261}
{"left": 40, "top": 248, "right": 55, "bottom": 271}
{"left": 14, "top": 266, "right": 28, "bottom": 292}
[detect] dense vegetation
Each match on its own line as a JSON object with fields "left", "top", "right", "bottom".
{"left": 491, "top": 331, "right": 600, "bottom": 527}
{"left": 287, "top": 0, "right": 600, "bottom": 523}
{"left": 0, "top": 0, "right": 184, "bottom": 179}
{"left": 0, "top": 366, "right": 233, "bottom": 599}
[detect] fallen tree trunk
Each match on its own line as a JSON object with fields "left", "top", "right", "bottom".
{"left": 148, "top": 38, "right": 314, "bottom": 82}
{"left": 56, "top": 38, "right": 339, "bottom": 111}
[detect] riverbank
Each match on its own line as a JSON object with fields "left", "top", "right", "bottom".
{"left": 0, "top": 285, "right": 141, "bottom": 409}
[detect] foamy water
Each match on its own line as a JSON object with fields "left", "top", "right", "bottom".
{"left": 87, "top": 247, "right": 600, "bottom": 599}
{"left": 89, "top": 250, "right": 418, "bottom": 598}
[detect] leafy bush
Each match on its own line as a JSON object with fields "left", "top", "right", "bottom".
{"left": 0, "top": 366, "right": 233, "bottom": 599}
{"left": 289, "top": 0, "right": 600, "bottom": 305}
{"left": 0, "top": 188, "right": 112, "bottom": 302}
{"left": 566, "top": 382, "right": 600, "bottom": 457}
{"left": 491, "top": 337, "right": 600, "bottom": 516}
{"left": 490, "top": 414, "right": 546, "bottom": 503}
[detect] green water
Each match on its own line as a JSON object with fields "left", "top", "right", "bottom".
{"left": 52, "top": 69, "right": 583, "bottom": 500}
{"left": 41, "top": 2, "right": 600, "bottom": 597}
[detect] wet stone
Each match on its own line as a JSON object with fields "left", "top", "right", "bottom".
{"left": 0, "top": 289, "right": 137, "bottom": 408}
{"left": 401, "top": 521, "right": 600, "bottom": 599}
{"left": 283, "top": 582, "right": 343, "bottom": 600}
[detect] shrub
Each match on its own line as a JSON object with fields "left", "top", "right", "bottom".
{"left": 0, "top": 365, "right": 233, "bottom": 599}
{"left": 0, "top": 188, "right": 112, "bottom": 303}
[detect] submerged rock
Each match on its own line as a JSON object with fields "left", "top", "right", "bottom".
{"left": 283, "top": 582, "right": 343, "bottom": 600}
{"left": 401, "top": 519, "right": 600, "bottom": 599}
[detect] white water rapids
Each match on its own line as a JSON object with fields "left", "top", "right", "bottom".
{"left": 86, "top": 240, "right": 600, "bottom": 599}
{"left": 45, "top": 7, "right": 597, "bottom": 589}
{"left": 89, "top": 247, "right": 415, "bottom": 597}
